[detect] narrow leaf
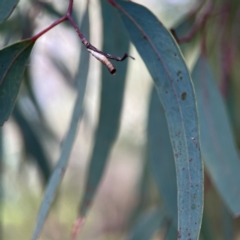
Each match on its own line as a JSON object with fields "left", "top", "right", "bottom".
{"left": 13, "top": 106, "right": 51, "bottom": 184}
{"left": 221, "top": 204, "right": 234, "bottom": 240}
{"left": 0, "top": 127, "right": 3, "bottom": 240}
{"left": 147, "top": 86, "right": 177, "bottom": 225}
{"left": 192, "top": 55, "right": 240, "bottom": 216}
{"left": 31, "top": 7, "right": 90, "bottom": 239}
{"left": 79, "top": 0, "right": 129, "bottom": 216}
{"left": 128, "top": 209, "right": 165, "bottom": 240}
{"left": 114, "top": 1, "right": 203, "bottom": 239}
{"left": 0, "top": 0, "right": 19, "bottom": 23}
{"left": 0, "top": 40, "right": 35, "bottom": 125}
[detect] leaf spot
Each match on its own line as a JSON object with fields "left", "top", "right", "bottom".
{"left": 181, "top": 92, "right": 187, "bottom": 100}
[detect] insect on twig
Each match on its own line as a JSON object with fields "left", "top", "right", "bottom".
{"left": 82, "top": 39, "right": 135, "bottom": 74}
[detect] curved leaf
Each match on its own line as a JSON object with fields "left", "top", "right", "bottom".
{"left": 113, "top": 1, "right": 203, "bottom": 239}
{"left": 0, "top": 0, "right": 19, "bottom": 23}
{"left": 79, "top": 0, "right": 130, "bottom": 216}
{"left": 13, "top": 106, "right": 51, "bottom": 184}
{"left": 0, "top": 128, "right": 3, "bottom": 239}
{"left": 147, "top": 86, "right": 177, "bottom": 225}
{"left": 128, "top": 209, "right": 166, "bottom": 240}
{"left": 192, "top": 55, "right": 240, "bottom": 216}
{"left": 0, "top": 40, "right": 35, "bottom": 125}
{"left": 31, "top": 7, "right": 90, "bottom": 240}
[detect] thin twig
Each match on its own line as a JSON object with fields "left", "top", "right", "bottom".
{"left": 31, "top": 16, "right": 67, "bottom": 41}
{"left": 30, "top": 0, "right": 133, "bottom": 74}
{"left": 68, "top": 0, "right": 74, "bottom": 15}
{"left": 177, "top": 0, "right": 214, "bottom": 44}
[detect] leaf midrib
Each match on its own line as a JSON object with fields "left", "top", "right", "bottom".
{"left": 0, "top": 40, "right": 33, "bottom": 85}
{"left": 115, "top": 0, "right": 192, "bottom": 209}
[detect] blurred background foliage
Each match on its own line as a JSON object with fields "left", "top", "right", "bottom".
{"left": 1, "top": 0, "right": 240, "bottom": 239}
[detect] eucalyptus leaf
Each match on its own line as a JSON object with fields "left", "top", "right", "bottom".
{"left": 147, "top": 86, "right": 177, "bottom": 225}
{"left": 192, "top": 55, "right": 240, "bottom": 216}
{"left": 0, "top": 127, "right": 3, "bottom": 239}
{"left": 79, "top": 0, "right": 130, "bottom": 216}
{"left": 13, "top": 106, "right": 51, "bottom": 184}
{"left": 0, "top": 40, "right": 35, "bottom": 125}
{"left": 31, "top": 7, "right": 90, "bottom": 239}
{"left": 128, "top": 209, "right": 165, "bottom": 240}
{"left": 115, "top": 1, "right": 203, "bottom": 239}
{"left": 0, "top": 0, "right": 19, "bottom": 23}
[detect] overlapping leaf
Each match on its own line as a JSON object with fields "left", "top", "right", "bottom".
{"left": 0, "top": 128, "right": 3, "bottom": 240}
{"left": 13, "top": 107, "right": 51, "bottom": 184}
{"left": 128, "top": 209, "right": 165, "bottom": 240}
{"left": 114, "top": 1, "right": 203, "bottom": 238}
{"left": 192, "top": 55, "right": 240, "bottom": 216}
{"left": 79, "top": 0, "right": 130, "bottom": 217}
{"left": 31, "top": 7, "right": 90, "bottom": 240}
{"left": 0, "top": 0, "right": 19, "bottom": 23}
{"left": 147, "top": 86, "right": 177, "bottom": 225}
{"left": 0, "top": 40, "right": 35, "bottom": 125}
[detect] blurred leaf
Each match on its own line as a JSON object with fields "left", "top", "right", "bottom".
{"left": 192, "top": 55, "right": 240, "bottom": 216}
{"left": 79, "top": 0, "right": 130, "bottom": 217}
{"left": 13, "top": 106, "right": 51, "bottom": 184}
{"left": 0, "top": 0, "right": 19, "bottom": 23}
{"left": 24, "top": 69, "right": 44, "bottom": 120}
{"left": 0, "top": 127, "right": 3, "bottom": 240}
{"left": 116, "top": 1, "right": 203, "bottom": 239}
{"left": 147, "top": 86, "right": 177, "bottom": 225}
{"left": 0, "top": 40, "right": 35, "bottom": 125}
{"left": 128, "top": 209, "right": 166, "bottom": 240}
{"left": 222, "top": 204, "right": 234, "bottom": 240}
{"left": 164, "top": 221, "right": 177, "bottom": 240}
{"left": 31, "top": 6, "right": 90, "bottom": 240}
{"left": 50, "top": 56, "right": 74, "bottom": 87}
{"left": 200, "top": 208, "right": 215, "bottom": 240}
{"left": 36, "top": 1, "right": 63, "bottom": 19}
{"left": 173, "top": 16, "right": 195, "bottom": 54}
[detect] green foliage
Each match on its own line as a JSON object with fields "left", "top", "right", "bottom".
{"left": 192, "top": 55, "right": 240, "bottom": 216}
{"left": 79, "top": 0, "right": 130, "bottom": 217}
{"left": 0, "top": 0, "right": 19, "bottom": 23}
{"left": 0, "top": 40, "right": 35, "bottom": 125}
{"left": 116, "top": 1, "right": 203, "bottom": 238}
{"left": 1, "top": 0, "right": 240, "bottom": 240}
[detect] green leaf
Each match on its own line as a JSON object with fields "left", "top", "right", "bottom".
{"left": 114, "top": 1, "right": 203, "bottom": 239}
{"left": 0, "top": 40, "right": 35, "bottom": 125}
{"left": 0, "top": 0, "right": 19, "bottom": 23}
{"left": 192, "top": 55, "right": 240, "bottom": 216}
{"left": 36, "top": 1, "right": 63, "bottom": 19}
{"left": 31, "top": 7, "right": 90, "bottom": 240}
{"left": 0, "top": 127, "right": 3, "bottom": 239}
{"left": 200, "top": 208, "right": 215, "bottom": 240}
{"left": 79, "top": 0, "right": 130, "bottom": 216}
{"left": 128, "top": 209, "right": 166, "bottom": 240}
{"left": 147, "top": 86, "right": 177, "bottom": 225}
{"left": 13, "top": 106, "right": 51, "bottom": 185}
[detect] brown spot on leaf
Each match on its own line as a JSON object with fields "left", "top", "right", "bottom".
{"left": 181, "top": 92, "right": 187, "bottom": 100}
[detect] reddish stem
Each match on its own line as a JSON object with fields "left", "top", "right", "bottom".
{"left": 66, "top": 14, "right": 88, "bottom": 44}
{"left": 107, "top": 0, "right": 117, "bottom": 6}
{"left": 68, "top": 0, "right": 74, "bottom": 15}
{"left": 31, "top": 15, "right": 67, "bottom": 41}
{"left": 177, "top": 0, "right": 214, "bottom": 44}
{"left": 30, "top": 0, "right": 76, "bottom": 42}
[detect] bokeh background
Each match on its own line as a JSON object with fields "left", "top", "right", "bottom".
{"left": 1, "top": 0, "right": 233, "bottom": 239}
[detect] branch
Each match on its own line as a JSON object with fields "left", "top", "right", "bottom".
{"left": 176, "top": 0, "right": 214, "bottom": 44}
{"left": 30, "top": 0, "right": 134, "bottom": 74}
